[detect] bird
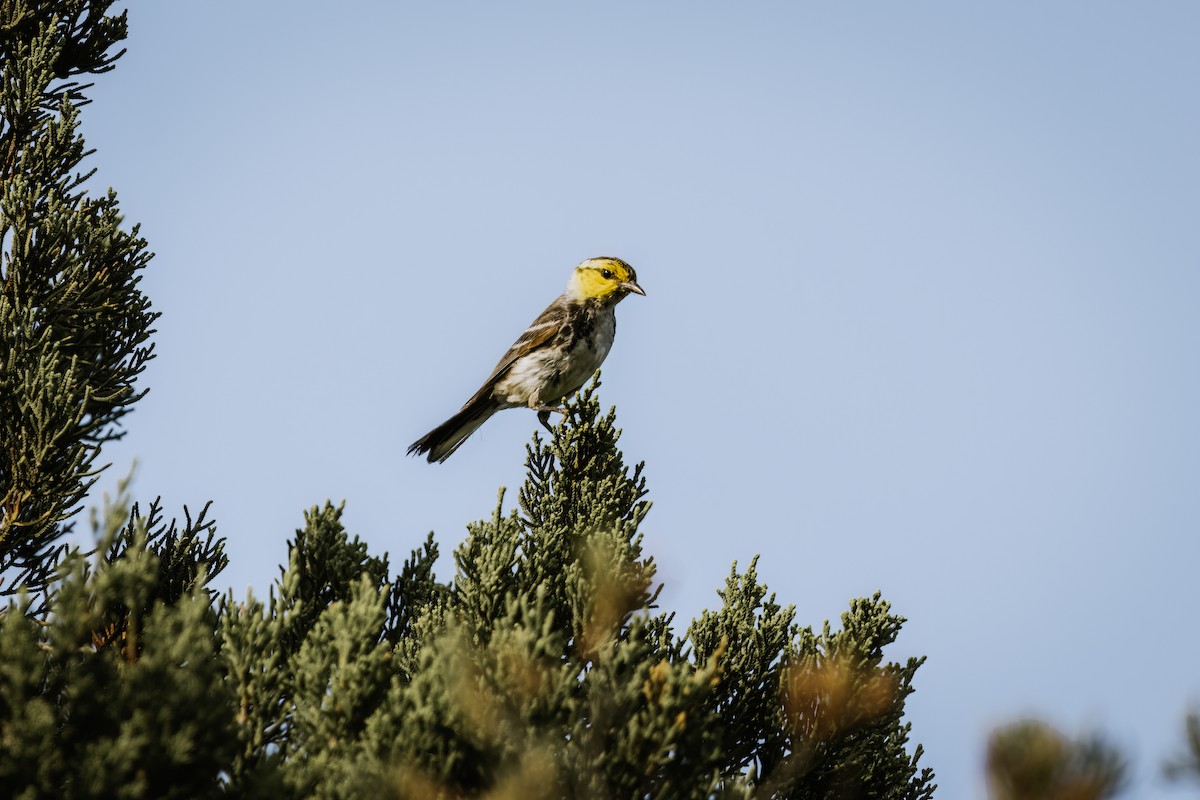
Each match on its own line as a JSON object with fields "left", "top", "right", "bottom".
{"left": 408, "top": 257, "right": 645, "bottom": 463}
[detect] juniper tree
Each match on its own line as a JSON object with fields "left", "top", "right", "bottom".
{"left": 211, "top": 381, "right": 936, "bottom": 800}
{"left": 0, "top": 0, "right": 157, "bottom": 597}
{"left": 1167, "top": 711, "right": 1200, "bottom": 789}
{"left": 0, "top": 482, "right": 235, "bottom": 800}
{"left": 986, "top": 719, "right": 1126, "bottom": 800}
{"left": 2, "top": 372, "right": 935, "bottom": 799}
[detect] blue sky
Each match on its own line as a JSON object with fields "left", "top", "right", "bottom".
{"left": 84, "top": 3, "right": 1199, "bottom": 796}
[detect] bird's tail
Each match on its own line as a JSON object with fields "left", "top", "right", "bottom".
{"left": 408, "top": 396, "right": 500, "bottom": 463}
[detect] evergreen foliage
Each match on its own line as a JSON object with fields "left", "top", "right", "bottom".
{"left": 1165, "top": 711, "right": 1200, "bottom": 788}
{"left": 2, "top": 381, "right": 936, "bottom": 799}
{"left": 0, "top": 483, "right": 235, "bottom": 800}
{"left": 1, "top": 0, "right": 157, "bottom": 598}
{"left": 985, "top": 720, "right": 1125, "bottom": 800}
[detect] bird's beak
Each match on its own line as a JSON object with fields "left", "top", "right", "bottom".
{"left": 622, "top": 280, "right": 646, "bottom": 296}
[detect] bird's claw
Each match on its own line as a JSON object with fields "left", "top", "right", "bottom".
{"left": 532, "top": 405, "right": 568, "bottom": 434}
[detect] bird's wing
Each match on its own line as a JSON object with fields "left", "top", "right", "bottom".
{"left": 458, "top": 294, "right": 567, "bottom": 409}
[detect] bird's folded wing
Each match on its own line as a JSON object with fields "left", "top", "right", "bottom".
{"left": 459, "top": 295, "right": 567, "bottom": 409}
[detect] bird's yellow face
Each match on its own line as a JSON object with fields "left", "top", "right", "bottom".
{"left": 568, "top": 257, "right": 646, "bottom": 302}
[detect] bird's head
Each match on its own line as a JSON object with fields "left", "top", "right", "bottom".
{"left": 567, "top": 257, "right": 646, "bottom": 303}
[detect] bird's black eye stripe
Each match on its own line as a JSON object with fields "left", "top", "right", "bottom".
{"left": 601, "top": 269, "right": 614, "bottom": 279}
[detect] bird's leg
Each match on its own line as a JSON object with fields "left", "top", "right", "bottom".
{"left": 531, "top": 404, "right": 569, "bottom": 433}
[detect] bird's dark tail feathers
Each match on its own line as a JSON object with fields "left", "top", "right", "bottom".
{"left": 407, "top": 396, "right": 500, "bottom": 463}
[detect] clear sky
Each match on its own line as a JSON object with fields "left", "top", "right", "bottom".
{"left": 83, "top": 3, "right": 1199, "bottom": 797}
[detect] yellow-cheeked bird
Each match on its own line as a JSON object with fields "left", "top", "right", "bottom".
{"left": 408, "top": 257, "right": 645, "bottom": 463}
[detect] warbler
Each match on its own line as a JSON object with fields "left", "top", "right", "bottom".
{"left": 408, "top": 257, "right": 645, "bottom": 463}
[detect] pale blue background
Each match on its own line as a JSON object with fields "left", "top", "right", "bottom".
{"left": 84, "top": 3, "right": 1198, "bottom": 797}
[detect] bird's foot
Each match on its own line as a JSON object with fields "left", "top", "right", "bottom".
{"left": 532, "top": 405, "right": 568, "bottom": 433}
